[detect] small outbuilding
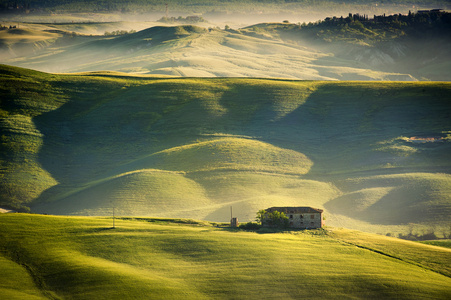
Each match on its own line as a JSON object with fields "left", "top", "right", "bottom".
{"left": 264, "top": 207, "right": 324, "bottom": 229}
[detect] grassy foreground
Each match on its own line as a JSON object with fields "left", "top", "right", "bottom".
{"left": 0, "top": 214, "right": 450, "bottom": 299}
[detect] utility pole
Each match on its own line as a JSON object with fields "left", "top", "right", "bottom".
{"left": 165, "top": 3, "right": 168, "bottom": 18}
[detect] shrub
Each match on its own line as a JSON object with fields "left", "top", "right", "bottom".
{"left": 239, "top": 222, "right": 261, "bottom": 230}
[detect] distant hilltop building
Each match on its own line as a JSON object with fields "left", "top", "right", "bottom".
{"left": 263, "top": 207, "right": 324, "bottom": 229}
{"left": 417, "top": 9, "right": 443, "bottom": 14}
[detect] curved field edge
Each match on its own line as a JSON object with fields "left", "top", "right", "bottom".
{"left": 0, "top": 214, "right": 450, "bottom": 300}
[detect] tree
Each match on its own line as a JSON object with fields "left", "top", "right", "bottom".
{"left": 256, "top": 209, "right": 267, "bottom": 224}
{"left": 257, "top": 209, "right": 289, "bottom": 228}
{"left": 268, "top": 211, "right": 289, "bottom": 228}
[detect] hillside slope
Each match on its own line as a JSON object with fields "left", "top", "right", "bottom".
{"left": 0, "top": 214, "right": 450, "bottom": 299}
{"left": 245, "top": 11, "right": 451, "bottom": 80}
{"left": 1, "top": 24, "right": 416, "bottom": 80}
{"left": 0, "top": 65, "right": 450, "bottom": 233}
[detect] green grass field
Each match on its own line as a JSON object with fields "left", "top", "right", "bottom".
{"left": 0, "top": 214, "right": 450, "bottom": 299}
{"left": 420, "top": 240, "right": 451, "bottom": 249}
{"left": 1, "top": 10, "right": 450, "bottom": 299}
{"left": 1, "top": 65, "right": 450, "bottom": 236}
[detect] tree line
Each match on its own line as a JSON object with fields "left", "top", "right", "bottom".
{"left": 246, "top": 10, "right": 451, "bottom": 46}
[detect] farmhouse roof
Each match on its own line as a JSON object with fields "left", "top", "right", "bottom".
{"left": 266, "top": 207, "right": 323, "bottom": 214}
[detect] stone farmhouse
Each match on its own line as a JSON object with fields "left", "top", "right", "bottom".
{"left": 264, "top": 207, "right": 324, "bottom": 229}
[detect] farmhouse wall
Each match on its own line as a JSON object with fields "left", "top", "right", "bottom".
{"left": 287, "top": 212, "right": 323, "bottom": 229}
{"left": 264, "top": 207, "right": 324, "bottom": 229}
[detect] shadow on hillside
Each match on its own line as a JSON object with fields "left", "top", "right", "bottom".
{"left": 30, "top": 79, "right": 451, "bottom": 223}
{"left": 239, "top": 83, "right": 451, "bottom": 177}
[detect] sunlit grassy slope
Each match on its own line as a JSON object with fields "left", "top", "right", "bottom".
{"left": 0, "top": 65, "right": 450, "bottom": 233}
{"left": 0, "top": 214, "right": 450, "bottom": 299}
{"left": 0, "top": 28, "right": 62, "bottom": 60}
{"left": 1, "top": 24, "right": 416, "bottom": 80}
{"left": 0, "top": 254, "right": 47, "bottom": 299}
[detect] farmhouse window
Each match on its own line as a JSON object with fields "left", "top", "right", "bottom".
{"left": 310, "top": 215, "right": 315, "bottom": 219}
{"left": 300, "top": 215, "right": 304, "bottom": 218}
{"left": 289, "top": 215, "right": 293, "bottom": 219}
{"left": 311, "top": 222, "right": 314, "bottom": 226}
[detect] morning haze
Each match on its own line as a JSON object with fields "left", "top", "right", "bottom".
{"left": 0, "top": 1, "right": 450, "bottom": 299}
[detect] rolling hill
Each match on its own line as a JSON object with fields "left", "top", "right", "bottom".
{"left": 1, "top": 24, "right": 419, "bottom": 80}
{"left": 2, "top": 10, "right": 450, "bottom": 81}
{"left": 1, "top": 65, "right": 450, "bottom": 236}
{"left": 243, "top": 10, "right": 451, "bottom": 81}
{"left": 0, "top": 214, "right": 450, "bottom": 299}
